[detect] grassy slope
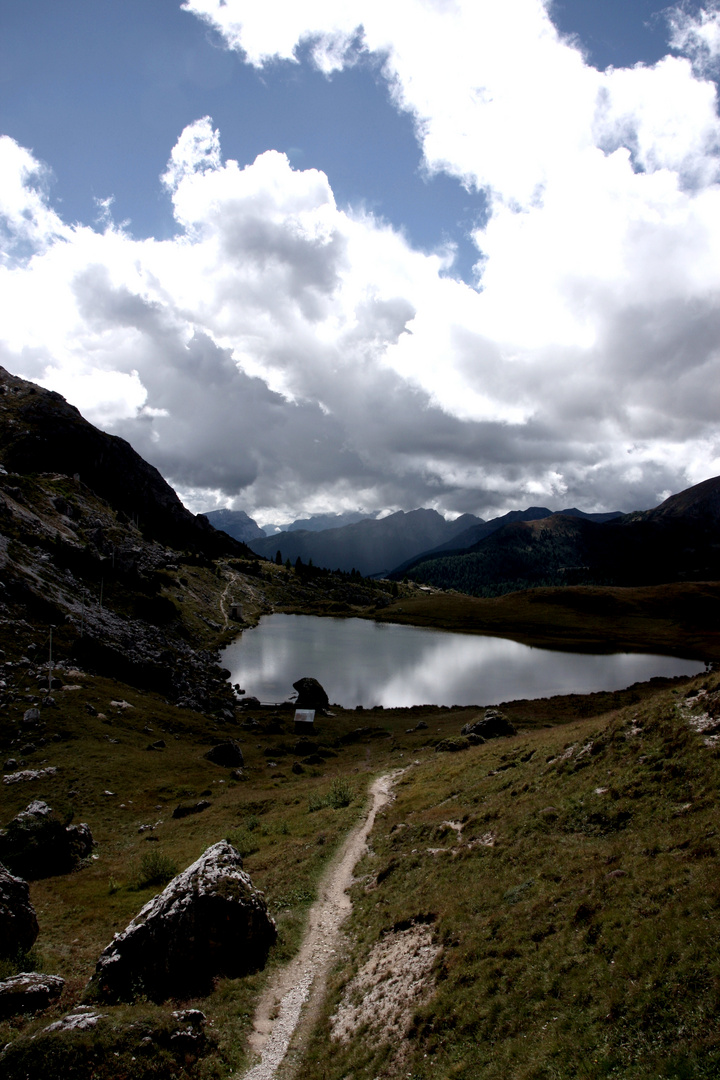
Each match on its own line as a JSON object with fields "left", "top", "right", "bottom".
{"left": 2, "top": 663, "right": 719, "bottom": 1078}
{"left": 299, "top": 673, "right": 720, "bottom": 1080}
{"left": 370, "top": 582, "right": 720, "bottom": 661}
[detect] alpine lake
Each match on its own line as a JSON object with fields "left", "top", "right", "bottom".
{"left": 221, "top": 613, "right": 706, "bottom": 709}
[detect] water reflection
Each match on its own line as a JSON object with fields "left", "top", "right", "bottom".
{"left": 221, "top": 614, "right": 705, "bottom": 708}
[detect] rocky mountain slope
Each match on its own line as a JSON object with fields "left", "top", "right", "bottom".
{"left": 248, "top": 508, "right": 483, "bottom": 576}
{"left": 0, "top": 368, "right": 241, "bottom": 557}
{"left": 0, "top": 370, "right": 392, "bottom": 715}
{"left": 397, "top": 476, "right": 720, "bottom": 596}
{"left": 390, "top": 504, "right": 623, "bottom": 576}
{"left": 264, "top": 510, "right": 374, "bottom": 535}
{"left": 201, "top": 508, "right": 267, "bottom": 544}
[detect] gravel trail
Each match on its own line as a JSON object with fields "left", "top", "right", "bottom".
{"left": 237, "top": 769, "right": 405, "bottom": 1080}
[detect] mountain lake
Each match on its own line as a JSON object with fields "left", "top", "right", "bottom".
{"left": 221, "top": 614, "right": 706, "bottom": 708}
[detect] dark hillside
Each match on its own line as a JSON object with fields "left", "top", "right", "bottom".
{"left": 397, "top": 479, "right": 720, "bottom": 595}
{"left": 391, "top": 505, "right": 623, "bottom": 578}
{"left": 0, "top": 367, "right": 246, "bottom": 557}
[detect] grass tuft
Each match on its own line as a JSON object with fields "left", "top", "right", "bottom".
{"left": 132, "top": 851, "right": 179, "bottom": 891}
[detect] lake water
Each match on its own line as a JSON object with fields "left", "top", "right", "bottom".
{"left": 221, "top": 614, "right": 705, "bottom": 709}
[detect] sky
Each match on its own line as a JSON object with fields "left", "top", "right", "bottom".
{"left": 2, "top": 1, "right": 720, "bottom": 525}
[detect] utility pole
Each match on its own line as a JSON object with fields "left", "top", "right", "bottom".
{"left": 48, "top": 626, "right": 53, "bottom": 695}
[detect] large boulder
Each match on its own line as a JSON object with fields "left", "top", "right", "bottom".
{"left": 87, "top": 841, "right": 276, "bottom": 1003}
{"left": 0, "top": 863, "right": 38, "bottom": 957}
{"left": 461, "top": 708, "right": 517, "bottom": 740}
{"left": 292, "top": 677, "right": 329, "bottom": 710}
{"left": 0, "top": 972, "right": 65, "bottom": 1019}
{"left": 0, "top": 801, "right": 94, "bottom": 880}
{"left": 204, "top": 740, "right": 244, "bottom": 768}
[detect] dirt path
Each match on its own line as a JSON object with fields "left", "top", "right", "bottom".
{"left": 237, "top": 769, "right": 405, "bottom": 1080}
{"left": 219, "top": 567, "right": 239, "bottom": 629}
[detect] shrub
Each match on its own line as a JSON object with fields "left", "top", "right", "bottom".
{"left": 133, "top": 851, "right": 178, "bottom": 890}
{"left": 328, "top": 778, "right": 353, "bottom": 808}
{"left": 226, "top": 828, "right": 260, "bottom": 858}
{"left": 309, "top": 779, "right": 354, "bottom": 812}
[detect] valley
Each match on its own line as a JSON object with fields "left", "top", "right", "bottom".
{"left": 1, "top": 369, "right": 719, "bottom": 1079}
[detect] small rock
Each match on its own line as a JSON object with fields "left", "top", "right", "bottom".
{"left": 461, "top": 709, "right": 517, "bottom": 740}
{"left": 0, "top": 972, "right": 65, "bottom": 1019}
{"left": 204, "top": 740, "right": 244, "bottom": 768}
{"left": 145, "top": 740, "right": 166, "bottom": 751}
{"left": 172, "top": 800, "right": 211, "bottom": 820}
{"left": 3, "top": 766, "right": 58, "bottom": 785}
{"left": 44, "top": 1005, "right": 104, "bottom": 1032}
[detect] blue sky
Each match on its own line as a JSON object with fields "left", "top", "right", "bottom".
{"left": 0, "top": 1, "right": 681, "bottom": 274}
{"left": 2, "top": 1, "right": 720, "bottom": 523}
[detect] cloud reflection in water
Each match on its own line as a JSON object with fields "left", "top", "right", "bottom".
{"left": 221, "top": 615, "right": 704, "bottom": 708}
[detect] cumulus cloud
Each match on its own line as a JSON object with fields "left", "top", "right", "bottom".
{"left": 669, "top": 2, "right": 720, "bottom": 75}
{"left": 2, "top": 1, "right": 720, "bottom": 521}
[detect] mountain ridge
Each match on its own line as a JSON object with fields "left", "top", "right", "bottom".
{"left": 248, "top": 508, "right": 484, "bottom": 576}
{"left": 396, "top": 476, "right": 720, "bottom": 595}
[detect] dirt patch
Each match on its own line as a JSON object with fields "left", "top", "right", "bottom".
{"left": 330, "top": 922, "right": 440, "bottom": 1047}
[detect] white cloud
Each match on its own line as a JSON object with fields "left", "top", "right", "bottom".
{"left": 2, "top": 3, "right": 720, "bottom": 520}
{"left": 669, "top": 2, "right": 720, "bottom": 75}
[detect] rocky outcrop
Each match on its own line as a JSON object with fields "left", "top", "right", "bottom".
{"left": 0, "top": 801, "right": 94, "bottom": 880}
{"left": 0, "top": 863, "right": 38, "bottom": 957}
{"left": 0, "top": 367, "right": 247, "bottom": 556}
{"left": 2, "top": 767, "right": 59, "bottom": 785}
{"left": 0, "top": 1006, "right": 212, "bottom": 1076}
{"left": 88, "top": 841, "right": 276, "bottom": 1002}
{"left": 293, "top": 676, "right": 329, "bottom": 710}
{"left": 0, "top": 972, "right": 65, "bottom": 1019}
{"left": 204, "top": 740, "right": 244, "bottom": 767}
{"left": 461, "top": 708, "right": 517, "bottom": 739}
